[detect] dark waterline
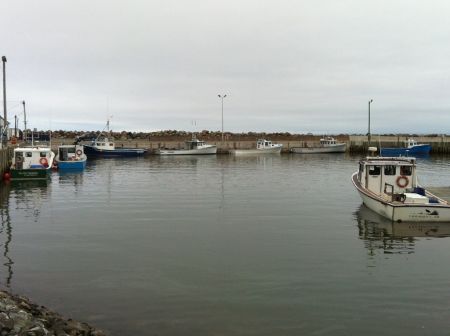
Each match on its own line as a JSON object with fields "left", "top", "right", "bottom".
{"left": 1, "top": 154, "right": 450, "bottom": 335}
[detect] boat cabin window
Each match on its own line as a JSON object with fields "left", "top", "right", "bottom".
{"left": 400, "top": 166, "right": 412, "bottom": 176}
{"left": 368, "top": 165, "right": 381, "bottom": 176}
{"left": 68, "top": 147, "right": 75, "bottom": 153}
{"left": 109, "top": 143, "right": 113, "bottom": 146}
{"left": 26, "top": 152, "right": 32, "bottom": 158}
{"left": 384, "top": 165, "right": 396, "bottom": 175}
{"left": 40, "top": 152, "right": 47, "bottom": 157}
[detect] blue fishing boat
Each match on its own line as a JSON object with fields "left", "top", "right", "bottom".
{"left": 380, "top": 139, "right": 431, "bottom": 157}
{"left": 82, "top": 119, "right": 147, "bottom": 157}
{"left": 83, "top": 138, "right": 146, "bottom": 157}
{"left": 56, "top": 145, "right": 87, "bottom": 169}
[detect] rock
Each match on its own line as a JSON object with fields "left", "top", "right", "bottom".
{"left": 0, "top": 312, "right": 14, "bottom": 330}
{"left": 0, "top": 291, "right": 107, "bottom": 335}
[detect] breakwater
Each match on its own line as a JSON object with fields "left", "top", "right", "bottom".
{"left": 3, "top": 135, "right": 450, "bottom": 156}
{"left": 50, "top": 135, "right": 450, "bottom": 154}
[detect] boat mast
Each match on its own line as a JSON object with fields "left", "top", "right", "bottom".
{"left": 95, "top": 117, "right": 112, "bottom": 143}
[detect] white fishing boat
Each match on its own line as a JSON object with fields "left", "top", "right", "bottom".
{"left": 352, "top": 152, "right": 450, "bottom": 222}
{"left": 290, "top": 137, "right": 346, "bottom": 153}
{"left": 10, "top": 146, "right": 55, "bottom": 180}
{"left": 157, "top": 137, "right": 217, "bottom": 155}
{"left": 231, "top": 139, "right": 282, "bottom": 155}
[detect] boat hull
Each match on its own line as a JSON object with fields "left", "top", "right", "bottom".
{"left": 291, "top": 143, "right": 346, "bottom": 153}
{"left": 57, "top": 159, "right": 87, "bottom": 169}
{"left": 83, "top": 145, "right": 146, "bottom": 157}
{"left": 352, "top": 172, "right": 450, "bottom": 222}
{"left": 231, "top": 147, "right": 282, "bottom": 155}
{"left": 158, "top": 147, "right": 217, "bottom": 155}
{"left": 10, "top": 168, "right": 51, "bottom": 180}
{"left": 380, "top": 144, "right": 431, "bottom": 156}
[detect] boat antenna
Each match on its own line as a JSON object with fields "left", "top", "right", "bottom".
{"left": 95, "top": 115, "right": 113, "bottom": 142}
{"left": 191, "top": 120, "right": 197, "bottom": 140}
{"left": 378, "top": 135, "right": 381, "bottom": 155}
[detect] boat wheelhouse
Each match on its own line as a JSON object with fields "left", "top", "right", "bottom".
{"left": 10, "top": 147, "right": 55, "bottom": 180}
{"left": 352, "top": 155, "right": 450, "bottom": 222}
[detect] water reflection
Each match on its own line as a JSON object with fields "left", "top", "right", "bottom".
{"left": 58, "top": 170, "right": 84, "bottom": 194}
{"left": 0, "top": 179, "right": 51, "bottom": 288}
{"left": 10, "top": 180, "right": 50, "bottom": 221}
{"left": 355, "top": 204, "right": 450, "bottom": 256}
{"left": 0, "top": 182, "right": 13, "bottom": 288}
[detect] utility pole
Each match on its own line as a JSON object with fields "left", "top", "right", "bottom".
{"left": 368, "top": 99, "right": 373, "bottom": 145}
{"left": 22, "top": 101, "right": 27, "bottom": 141}
{"left": 2, "top": 56, "right": 7, "bottom": 143}
{"left": 218, "top": 94, "right": 227, "bottom": 142}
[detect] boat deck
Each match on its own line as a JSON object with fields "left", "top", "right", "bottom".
{"left": 426, "top": 187, "right": 450, "bottom": 203}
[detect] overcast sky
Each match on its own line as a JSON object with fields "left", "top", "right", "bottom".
{"left": 1, "top": 0, "right": 450, "bottom": 134}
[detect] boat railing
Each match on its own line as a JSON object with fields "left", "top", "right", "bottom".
{"left": 384, "top": 183, "right": 394, "bottom": 196}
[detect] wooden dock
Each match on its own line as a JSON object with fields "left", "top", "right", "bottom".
{"left": 0, "top": 147, "right": 13, "bottom": 176}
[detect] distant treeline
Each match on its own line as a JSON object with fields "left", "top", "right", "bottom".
{"left": 50, "top": 130, "right": 348, "bottom": 141}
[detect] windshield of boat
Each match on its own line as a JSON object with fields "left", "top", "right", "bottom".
{"left": 400, "top": 166, "right": 412, "bottom": 176}
{"left": 384, "top": 165, "right": 396, "bottom": 175}
{"left": 368, "top": 165, "right": 381, "bottom": 175}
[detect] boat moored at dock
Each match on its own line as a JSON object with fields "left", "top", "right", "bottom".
{"left": 10, "top": 146, "right": 55, "bottom": 180}
{"left": 231, "top": 139, "right": 282, "bottom": 155}
{"left": 56, "top": 145, "right": 87, "bottom": 169}
{"left": 290, "top": 137, "right": 346, "bottom": 153}
{"left": 352, "top": 155, "right": 450, "bottom": 222}
{"left": 380, "top": 138, "right": 431, "bottom": 157}
{"left": 82, "top": 120, "right": 147, "bottom": 157}
{"left": 157, "top": 137, "right": 217, "bottom": 155}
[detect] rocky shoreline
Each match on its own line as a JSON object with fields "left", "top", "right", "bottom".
{"left": 0, "top": 291, "right": 106, "bottom": 336}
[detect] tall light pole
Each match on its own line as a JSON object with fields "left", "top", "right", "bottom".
{"left": 368, "top": 99, "right": 373, "bottom": 145}
{"left": 2, "top": 56, "right": 7, "bottom": 143}
{"left": 22, "top": 101, "right": 27, "bottom": 141}
{"left": 218, "top": 94, "right": 227, "bottom": 142}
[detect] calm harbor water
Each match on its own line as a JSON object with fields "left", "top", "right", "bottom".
{"left": 1, "top": 154, "right": 450, "bottom": 335}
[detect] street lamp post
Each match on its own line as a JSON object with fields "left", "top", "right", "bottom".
{"left": 22, "top": 101, "right": 27, "bottom": 141}
{"left": 368, "top": 99, "right": 373, "bottom": 145}
{"left": 218, "top": 94, "right": 227, "bottom": 142}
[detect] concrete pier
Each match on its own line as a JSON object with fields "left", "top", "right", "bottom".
{"left": 7, "top": 134, "right": 450, "bottom": 155}
{"left": 84, "top": 135, "right": 450, "bottom": 154}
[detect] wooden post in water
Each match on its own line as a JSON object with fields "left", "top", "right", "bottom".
{"left": 2, "top": 56, "right": 7, "bottom": 145}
